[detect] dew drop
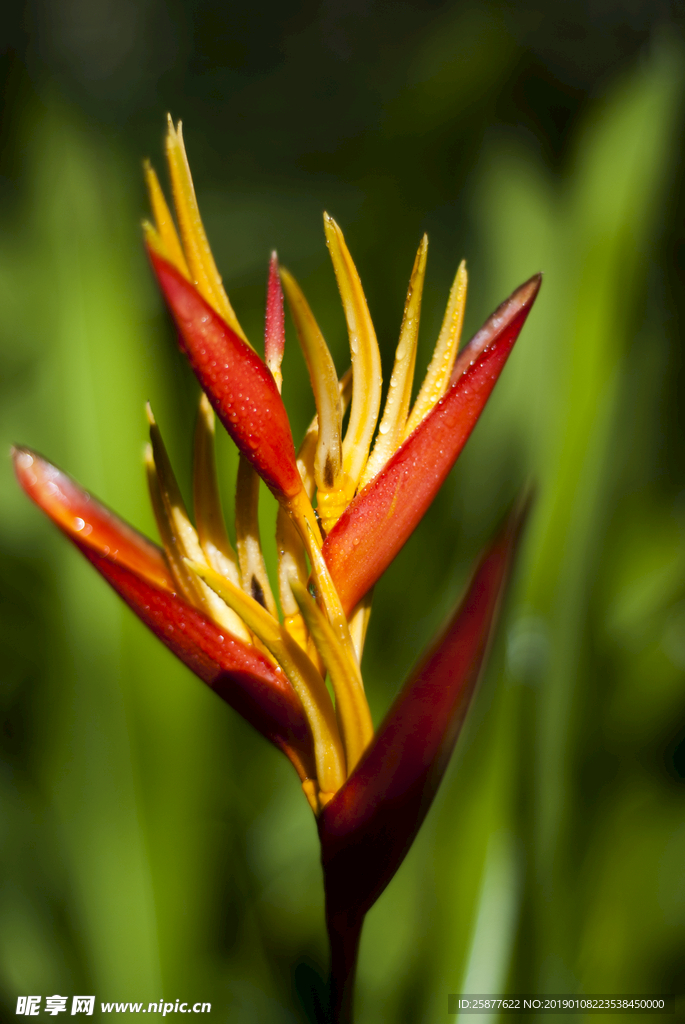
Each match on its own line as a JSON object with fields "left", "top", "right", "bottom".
{"left": 73, "top": 517, "right": 85, "bottom": 532}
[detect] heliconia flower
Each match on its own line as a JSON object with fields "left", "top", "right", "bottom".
{"left": 14, "top": 116, "right": 540, "bottom": 1023}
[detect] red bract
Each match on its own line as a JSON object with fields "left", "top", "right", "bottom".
{"left": 319, "top": 502, "right": 526, "bottom": 1020}
{"left": 12, "top": 447, "right": 315, "bottom": 781}
{"left": 323, "top": 275, "right": 540, "bottom": 614}
{"left": 149, "top": 249, "right": 302, "bottom": 502}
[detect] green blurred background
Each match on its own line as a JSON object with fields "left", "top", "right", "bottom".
{"left": 1, "top": 1, "right": 684, "bottom": 1020}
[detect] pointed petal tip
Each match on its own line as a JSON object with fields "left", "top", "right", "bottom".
{"left": 198, "top": 391, "right": 214, "bottom": 421}
{"left": 521, "top": 272, "right": 542, "bottom": 302}
{"left": 323, "top": 211, "right": 341, "bottom": 238}
{"left": 265, "top": 251, "right": 286, "bottom": 385}
{"left": 11, "top": 444, "right": 34, "bottom": 477}
{"left": 13, "top": 447, "right": 176, "bottom": 595}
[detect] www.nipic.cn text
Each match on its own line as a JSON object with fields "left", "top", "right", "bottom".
{"left": 16, "top": 996, "right": 211, "bottom": 1015}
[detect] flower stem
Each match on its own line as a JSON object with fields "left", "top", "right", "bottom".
{"left": 325, "top": 905, "right": 364, "bottom": 1024}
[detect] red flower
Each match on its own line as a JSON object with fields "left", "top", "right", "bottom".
{"left": 14, "top": 117, "right": 539, "bottom": 1022}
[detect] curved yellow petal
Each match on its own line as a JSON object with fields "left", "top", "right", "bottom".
{"left": 145, "top": 444, "right": 199, "bottom": 607}
{"left": 280, "top": 265, "right": 343, "bottom": 493}
{"left": 287, "top": 488, "right": 358, "bottom": 666}
{"left": 404, "top": 259, "right": 467, "bottom": 439}
{"left": 348, "top": 589, "right": 374, "bottom": 664}
{"left": 324, "top": 214, "right": 382, "bottom": 490}
{"left": 276, "top": 507, "right": 309, "bottom": 649}
{"left": 143, "top": 161, "right": 190, "bottom": 280}
{"left": 235, "top": 455, "right": 279, "bottom": 617}
{"left": 147, "top": 405, "right": 251, "bottom": 642}
{"left": 165, "top": 116, "right": 249, "bottom": 344}
{"left": 290, "top": 581, "right": 373, "bottom": 775}
{"left": 193, "top": 394, "right": 241, "bottom": 587}
{"left": 276, "top": 370, "right": 354, "bottom": 649}
{"left": 188, "top": 560, "right": 346, "bottom": 799}
{"left": 360, "top": 235, "right": 427, "bottom": 488}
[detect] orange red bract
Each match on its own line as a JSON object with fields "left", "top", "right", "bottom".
{"left": 150, "top": 250, "right": 302, "bottom": 502}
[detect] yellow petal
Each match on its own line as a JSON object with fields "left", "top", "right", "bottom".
{"left": 235, "top": 455, "right": 279, "bottom": 618}
{"left": 280, "top": 266, "right": 343, "bottom": 493}
{"left": 143, "top": 161, "right": 190, "bottom": 279}
{"left": 189, "top": 560, "right": 346, "bottom": 798}
{"left": 276, "top": 370, "right": 353, "bottom": 648}
{"left": 324, "top": 214, "right": 382, "bottom": 489}
{"left": 145, "top": 443, "right": 200, "bottom": 607}
{"left": 360, "top": 235, "right": 427, "bottom": 487}
{"left": 287, "top": 488, "right": 358, "bottom": 666}
{"left": 165, "top": 116, "right": 249, "bottom": 344}
{"left": 142, "top": 221, "right": 170, "bottom": 265}
{"left": 276, "top": 506, "right": 309, "bottom": 644}
{"left": 193, "top": 394, "right": 241, "bottom": 587}
{"left": 290, "top": 581, "right": 373, "bottom": 774}
{"left": 295, "top": 420, "right": 318, "bottom": 501}
{"left": 404, "top": 259, "right": 467, "bottom": 439}
{"left": 348, "top": 589, "right": 374, "bottom": 663}
{"left": 147, "top": 405, "right": 251, "bottom": 642}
